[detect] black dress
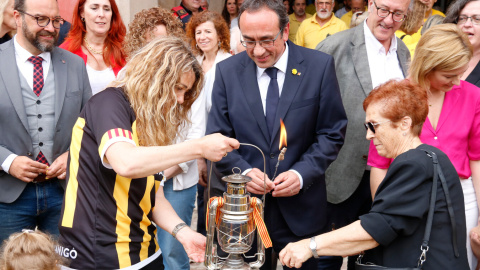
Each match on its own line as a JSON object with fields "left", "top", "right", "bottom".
{"left": 359, "top": 144, "right": 469, "bottom": 270}
{"left": 0, "top": 34, "right": 11, "bottom": 45}
{"left": 466, "top": 60, "right": 480, "bottom": 88}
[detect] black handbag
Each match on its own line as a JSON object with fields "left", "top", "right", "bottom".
{"left": 355, "top": 150, "right": 460, "bottom": 270}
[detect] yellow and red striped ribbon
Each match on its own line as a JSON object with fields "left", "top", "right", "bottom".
{"left": 205, "top": 196, "right": 272, "bottom": 249}
{"left": 250, "top": 197, "right": 272, "bottom": 248}
{"left": 206, "top": 197, "right": 224, "bottom": 231}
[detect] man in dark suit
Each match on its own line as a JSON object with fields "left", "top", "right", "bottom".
{"left": 206, "top": 0, "right": 347, "bottom": 268}
{"left": 0, "top": 0, "right": 91, "bottom": 241}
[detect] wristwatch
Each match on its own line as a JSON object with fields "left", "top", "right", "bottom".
{"left": 310, "top": 236, "right": 319, "bottom": 259}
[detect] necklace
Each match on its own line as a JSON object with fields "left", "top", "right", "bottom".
{"left": 83, "top": 36, "right": 104, "bottom": 55}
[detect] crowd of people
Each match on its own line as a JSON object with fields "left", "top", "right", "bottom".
{"left": 0, "top": 0, "right": 480, "bottom": 270}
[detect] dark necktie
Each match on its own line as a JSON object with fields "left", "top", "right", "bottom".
{"left": 27, "top": 56, "right": 44, "bottom": 97}
{"left": 265, "top": 67, "right": 279, "bottom": 138}
{"left": 27, "top": 56, "right": 49, "bottom": 166}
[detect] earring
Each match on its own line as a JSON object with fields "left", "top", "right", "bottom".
{"left": 218, "top": 41, "right": 221, "bottom": 48}
{"left": 196, "top": 43, "right": 199, "bottom": 49}
{"left": 81, "top": 17, "right": 85, "bottom": 22}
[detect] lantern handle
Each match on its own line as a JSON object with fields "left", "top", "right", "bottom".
{"left": 207, "top": 143, "right": 268, "bottom": 209}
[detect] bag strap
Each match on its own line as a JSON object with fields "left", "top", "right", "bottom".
{"left": 417, "top": 150, "right": 459, "bottom": 268}
{"left": 417, "top": 150, "right": 438, "bottom": 267}
{"left": 434, "top": 153, "right": 459, "bottom": 257}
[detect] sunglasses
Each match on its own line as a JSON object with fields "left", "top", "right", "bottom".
{"left": 364, "top": 120, "right": 391, "bottom": 133}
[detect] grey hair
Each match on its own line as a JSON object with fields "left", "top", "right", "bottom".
{"left": 238, "top": 0, "right": 289, "bottom": 31}
{"left": 13, "top": 0, "right": 25, "bottom": 12}
{"left": 444, "top": 0, "right": 480, "bottom": 24}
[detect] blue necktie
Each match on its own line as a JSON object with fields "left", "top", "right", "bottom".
{"left": 265, "top": 67, "right": 279, "bottom": 138}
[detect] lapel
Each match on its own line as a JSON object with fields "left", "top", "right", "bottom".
{"left": 396, "top": 38, "right": 410, "bottom": 77}
{"left": 350, "top": 25, "right": 373, "bottom": 97}
{"left": 436, "top": 85, "right": 460, "bottom": 132}
{"left": 52, "top": 47, "right": 67, "bottom": 127}
{"left": 0, "top": 40, "right": 29, "bottom": 132}
{"left": 270, "top": 41, "right": 305, "bottom": 145}
{"left": 239, "top": 54, "right": 270, "bottom": 142}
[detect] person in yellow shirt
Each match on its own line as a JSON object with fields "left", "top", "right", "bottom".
{"left": 289, "top": 0, "right": 313, "bottom": 42}
{"left": 395, "top": 0, "right": 445, "bottom": 56}
{"left": 340, "top": 0, "right": 367, "bottom": 27}
{"left": 295, "top": 0, "right": 348, "bottom": 49}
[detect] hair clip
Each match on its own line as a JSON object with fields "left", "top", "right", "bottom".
{"left": 21, "top": 229, "right": 35, "bottom": 233}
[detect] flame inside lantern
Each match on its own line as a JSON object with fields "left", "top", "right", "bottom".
{"left": 279, "top": 119, "right": 287, "bottom": 150}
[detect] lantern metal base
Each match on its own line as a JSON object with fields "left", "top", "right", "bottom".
{"left": 220, "top": 254, "right": 252, "bottom": 270}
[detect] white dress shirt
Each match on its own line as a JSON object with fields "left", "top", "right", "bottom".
{"left": 363, "top": 20, "right": 404, "bottom": 89}
{"left": 256, "top": 43, "right": 288, "bottom": 114}
{"left": 243, "top": 43, "right": 304, "bottom": 188}
{"left": 1, "top": 36, "right": 52, "bottom": 173}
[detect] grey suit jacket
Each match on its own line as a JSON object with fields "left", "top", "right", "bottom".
{"left": 316, "top": 24, "right": 410, "bottom": 204}
{"left": 0, "top": 40, "right": 92, "bottom": 203}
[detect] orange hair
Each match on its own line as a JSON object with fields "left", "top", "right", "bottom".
{"left": 63, "top": 0, "right": 126, "bottom": 68}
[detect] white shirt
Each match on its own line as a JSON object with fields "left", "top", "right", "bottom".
{"left": 245, "top": 43, "right": 304, "bottom": 188}
{"left": 256, "top": 43, "right": 288, "bottom": 114}
{"left": 363, "top": 20, "right": 404, "bottom": 89}
{"left": 14, "top": 35, "right": 52, "bottom": 93}
{"left": 1, "top": 36, "right": 53, "bottom": 173}
{"left": 86, "top": 64, "right": 116, "bottom": 95}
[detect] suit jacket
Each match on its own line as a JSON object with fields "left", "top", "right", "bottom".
{"left": 206, "top": 41, "right": 347, "bottom": 236}
{"left": 316, "top": 24, "right": 410, "bottom": 204}
{"left": 0, "top": 40, "right": 92, "bottom": 203}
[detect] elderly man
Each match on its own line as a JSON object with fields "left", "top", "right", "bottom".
{"left": 171, "top": 0, "right": 203, "bottom": 28}
{"left": 289, "top": 0, "right": 312, "bottom": 42}
{"left": 295, "top": 0, "right": 347, "bottom": 49}
{"left": 315, "top": 0, "right": 410, "bottom": 266}
{"left": 207, "top": 0, "right": 347, "bottom": 269}
{"left": 0, "top": 0, "right": 91, "bottom": 241}
{"left": 340, "top": 0, "right": 367, "bottom": 27}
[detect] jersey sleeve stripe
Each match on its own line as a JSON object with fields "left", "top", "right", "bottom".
{"left": 99, "top": 128, "right": 135, "bottom": 168}
{"left": 62, "top": 117, "right": 86, "bottom": 228}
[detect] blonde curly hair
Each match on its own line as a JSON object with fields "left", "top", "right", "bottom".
{"left": 112, "top": 36, "right": 203, "bottom": 147}
{"left": 0, "top": 230, "right": 63, "bottom": 270}
{"left": 124, "top": 7, "right": 185, "bottom": 59}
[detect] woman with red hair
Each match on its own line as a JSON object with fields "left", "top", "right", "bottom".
{"left": 60, "top": 0, "right": 126, "bottom": 95}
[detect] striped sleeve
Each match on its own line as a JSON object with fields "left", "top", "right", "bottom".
{"left": 84, "top": 88, "right": 137, "bottom": 168}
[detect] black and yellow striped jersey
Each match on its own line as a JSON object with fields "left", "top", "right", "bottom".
{"left": 58, "top": 87, "right": 161, "bottom": 269}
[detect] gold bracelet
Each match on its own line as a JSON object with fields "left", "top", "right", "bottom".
{"left": 171, "top": 222, "right": 188, "bottom": 239}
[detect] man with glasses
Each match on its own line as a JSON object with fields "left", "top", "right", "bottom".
{"left": 295, "top": 0, "right": 348, "bottom": 49}
{"left": 207, "top": 0, "right": 347, "bottom": 269}
{"left": 0, "top": 0, "right": 91, "bottom": 241}
{"left": 314, "top": 0, "right": 410, "bottom": 267}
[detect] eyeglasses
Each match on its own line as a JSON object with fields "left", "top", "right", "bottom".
{"left": 241, "top": 29, "right": 282, "bottom": 48}
{"left": 457, "top": 15, "right": 480, "bottom": 25}
{"left": 364, "top": 120, "right": 391, "bottom": 133}
{"left": 372, "top": 0, "right": 406, "bottom": 23}
{"left": 18, "top": 10, "right": 64, "bottom": 29}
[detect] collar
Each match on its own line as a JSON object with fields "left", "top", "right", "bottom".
{"left": 363, "top": 20, "right": 397, "bottom": 54}
{"left": 311, "top": 13, "right": 336, "bottom": 26}
{"left": 256, "top": 42, "right": 289, "bottom": 77}
{"left": 13, "top": 34, "right": 51, "bottom": 64}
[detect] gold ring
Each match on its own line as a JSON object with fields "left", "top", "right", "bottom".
{"left": 223, "top": 153, "right": 228, "bottom": 157}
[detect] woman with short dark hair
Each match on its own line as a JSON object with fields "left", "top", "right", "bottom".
{"left": 279, "top": 79, "right": 469, "bottom": 269}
